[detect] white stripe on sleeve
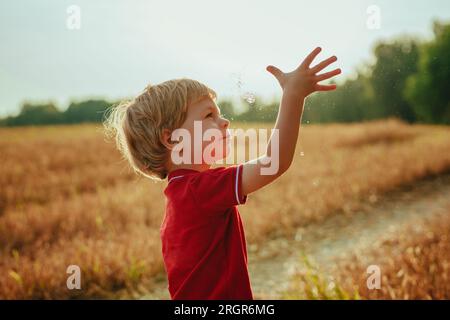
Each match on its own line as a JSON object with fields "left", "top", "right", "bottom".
{"left": 235, "top": 165, "right": 241, "bottom": 205}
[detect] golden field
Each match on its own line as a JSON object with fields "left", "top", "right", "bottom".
{"left": 338, "top": 208, "right": 450, "bottom": 299}
{"left": 1, "top": 119, "right": 450, "bottom": 299}
{"left": 284, "top": 206, "right": 450, "bottom": 300}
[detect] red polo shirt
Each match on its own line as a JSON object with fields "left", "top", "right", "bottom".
{"left": 160, "top": 164, "right": 253, "bottom": 300}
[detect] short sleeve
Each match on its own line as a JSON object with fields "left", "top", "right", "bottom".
{"left": 188, "top": 164, "right": 247, "bottom": 211}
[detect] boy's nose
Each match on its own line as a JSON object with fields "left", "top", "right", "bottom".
{"left": 221, "top": 117, "right": 230, "bottom": 129}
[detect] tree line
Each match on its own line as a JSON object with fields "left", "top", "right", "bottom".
{"left": 302, "top": 21, "right": 450, "bottom": 124}
{"left": 0, "top": 100, "right": 112, "bottom": 126}
{"left": 1, "top": 21, "right": 448, "bottom": 127}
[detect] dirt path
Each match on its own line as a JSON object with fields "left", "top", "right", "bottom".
{"left": 142, "top": 173, "right": 450, "bottom": 299}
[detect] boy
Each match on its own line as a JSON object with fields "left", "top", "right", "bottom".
{"left": 104, "top": 47, "right": 340, "bottom": 299}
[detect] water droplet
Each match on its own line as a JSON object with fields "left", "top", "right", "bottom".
{"left": 242, "top": 92, "right": 256, "bottom": 105}
{"left": 300, "top": 151, "right": 305, "bottom": 157}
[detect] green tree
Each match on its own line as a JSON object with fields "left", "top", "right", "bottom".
{"left": 235, "top": 96, "right": 278, "bottom": 123}
{"left": 7, "top": 102, "right": 63, "bottom": 126}
{"left": 64, "top": 99, "right": 111, "bottom": 123}
{"left": 217, "top": 99, "right": 236, "bottom": 121}
{"left": 304, "top": 74, "right": 374, "bottom": 123}
{"left": 369, "top": 38, "right": 420, "bottom": 122}
{"left": 405, "top": 21, "right": 450, "bottom": 124}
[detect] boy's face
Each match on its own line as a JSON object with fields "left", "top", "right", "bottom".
{"left": 175, "top": 96, "right": 231, "bottom": 165}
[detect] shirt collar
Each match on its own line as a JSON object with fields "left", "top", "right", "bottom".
{"left": 167, "top": 168, "right": 201, "bottom": 182}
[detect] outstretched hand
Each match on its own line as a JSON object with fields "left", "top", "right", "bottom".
{"left": 266, "top": 47, "right": 341, "bottom": 99}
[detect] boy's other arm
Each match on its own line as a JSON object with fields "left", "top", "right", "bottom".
{"left": 241, "top": 47, "right": 341, "bottom": 196}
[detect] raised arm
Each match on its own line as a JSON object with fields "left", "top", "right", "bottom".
{"left": 241, "top": 47, "right": 341, "bottom": 196}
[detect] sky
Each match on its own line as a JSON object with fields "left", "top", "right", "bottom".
{"left": 1, "top": 0, "right": 450, "bottom": 117}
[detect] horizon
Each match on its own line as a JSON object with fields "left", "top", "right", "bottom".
{"left": 1, "top": 0, "right": 450, "bottom": 117}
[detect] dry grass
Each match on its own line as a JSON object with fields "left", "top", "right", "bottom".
{"left": 1, "top": 119, "right": 450, "bottom": 299}
{"left": 284, "top": 209, "right": 450, "bottom": 300}
{"left": 331, "top": 209, "right": 450, "bottom": 299}
{"left": 333, "top": 118, "right": 419, "bottom": 148}
{"left": 282, "top": 254, "right": 361, "bottom": 300}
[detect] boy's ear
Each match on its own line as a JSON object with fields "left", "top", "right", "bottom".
{"left": 161, "top": 128, "right": 177, "bottom": 150}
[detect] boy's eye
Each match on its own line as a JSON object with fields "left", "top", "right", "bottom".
{"left": 205, "top": 112, "right": 213, "bottom": 118}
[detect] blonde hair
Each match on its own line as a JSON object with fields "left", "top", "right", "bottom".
{"left": 103, "top": 78, "right": 216, "bottom": 181}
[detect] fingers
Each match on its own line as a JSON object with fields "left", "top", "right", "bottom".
{"left": 315, "top": 68, "right": 342, "bottom": 82}
{"left": 300, "top": 47, "right": 322, "bottom": 69}
{"left": 315, "top": 84, "right": 337, "bottom": 91}
{"left": 266, "top": 65, "right": 284, "bottom": 83}
{"left": 310, "top": 56, "right": 338, "bottom": 74}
